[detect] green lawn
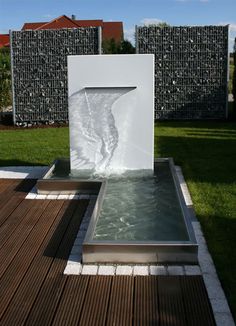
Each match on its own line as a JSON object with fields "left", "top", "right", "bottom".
{"left": 0, "top": 127, "right": 69, "bottom": 166}
{"left": 155, "top": 121, "right": 236, "bottom": 319}
{"left": 0, "top": 122, "right": 236, "bottom": 319}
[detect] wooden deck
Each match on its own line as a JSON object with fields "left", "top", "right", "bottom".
{"left": 0, "top": 179, "right": 216, "bottom": 326}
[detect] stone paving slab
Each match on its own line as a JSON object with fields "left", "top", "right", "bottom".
{"left": 0, "top": 166, "right": 48, "bottom": 179}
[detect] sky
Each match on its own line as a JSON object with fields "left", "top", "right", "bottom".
{"left": 0, "top": 0, "right": 236, "bottom": 51}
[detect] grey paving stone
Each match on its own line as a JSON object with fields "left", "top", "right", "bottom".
{"left": 167, "top": 266, "right": 184, "bottom": 275}
{"left": 98, "top": 265, "right": 116, "bottom": 275}
{"left": 81, "top": 265, "right": 98, "bottom": 275}
{"left": 211, "top": 299, "right": 232, "bottom": 314}
{"left": 214, "top": 312, "right": 235, "bottom": 326}
{"left": 70, "top": 245, "right": 82, "bottom": 256}
{"left": 133, "top": 265, "right": 149, "bottom": 276}
{"left": 203, "top": 274, "right": 226, "bottom": 300}
{"left": 150, "top": 265, "right": 167, "bottom": 275}
{"left": 184, "top": 265, "right": 201, "bottom": 275}
{"left": 116, "top": 265, "right": 133, "bottom": 275}
{"left": 64, "top": 263, "right": 82, "bottom": 275}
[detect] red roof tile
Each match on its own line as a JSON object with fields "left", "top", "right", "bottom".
{"left": 0, "top": 34, "right": 10, "bottom": 48}
{"left": 22, "top": 22, "right": 46, "bottom": 30}
{"left": 35, "top": 15, "right": 80, "bottom": 30}
{"left": 75, "top": 20, "right": 103, "bottom": 27}
{"left": 21, "top": 15, "right": 123, "bottom": 42}
{"left": 103, "top": 22, "right": 123, "bottom": 42}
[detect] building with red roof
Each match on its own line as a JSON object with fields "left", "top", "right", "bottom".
{"left": 0, "top": 34, "right": 10, "bottom": 48}
{"left": 22, "top": 15, "right": 123, "bottom": 43}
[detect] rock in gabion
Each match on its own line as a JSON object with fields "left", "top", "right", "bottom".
{"left": 136, "top": 26, "right": 228, "bottom": 120}
{"left": 11, "top": 28, "right": 100, "bottom": 125}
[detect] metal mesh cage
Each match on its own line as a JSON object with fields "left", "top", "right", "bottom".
{"left": 11, "top": 28, "right": 100, "bottom": 124}
{"left": 136, "top": 26, "right": 228, "bottom": 120}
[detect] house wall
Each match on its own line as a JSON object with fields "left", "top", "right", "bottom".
{"left": 136, "top": 26, "right": 228, "bottom": 120}
{"left": 11, "top": 28, "right": 100, "bottom": 124}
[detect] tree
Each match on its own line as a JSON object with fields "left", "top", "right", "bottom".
{"left": 102, "top": 39, "right": 135, "bottom": 54}
{"left": 0, "top": 47, "right": 12, "bottom": 110}
{"left": 102, "top": 38, "right": 119, "bottom": 54}
{"left": 118, "top": 40, "right": 135, "bottom": 54}
{"left": 233, "top": 38, "right": 236, "bottom": 110}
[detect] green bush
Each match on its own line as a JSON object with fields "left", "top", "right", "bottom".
{"left": 0, "top": 47, "right": 12, "bottom": 110}
{"left": 102, "top": 38, "right": 135, "bottom": 54}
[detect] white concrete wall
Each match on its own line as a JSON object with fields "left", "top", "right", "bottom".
{"left": 68, "top": 54, "right": 154, "bottom": 174}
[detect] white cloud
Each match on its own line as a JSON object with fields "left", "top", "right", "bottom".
{"left": 218, "top": 22, "right": 236, "bottom": 51}
{"left": 124, "top": 27, "right": 135, "bottom": 44}
{"left": 229, "top": 24, "right": 236, "bottom": 32}
{"left": 141, "top": 18, "right": 164, "bottom": 26}
{"left": 218, "top": 22, "right": 236, "bottom": 30}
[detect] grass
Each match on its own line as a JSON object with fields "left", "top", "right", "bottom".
{"left": 155, "top": 121, "right": 236, "bottom": 319}
{"left": 0, "top": 121, "right": 236, "bottom": 319}
{"left": 0, "top": 127, "right": 69, "bottom": 166}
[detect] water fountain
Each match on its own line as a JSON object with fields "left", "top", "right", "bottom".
{"left": 38, "top": 54, "right": 198, "bottom": 263}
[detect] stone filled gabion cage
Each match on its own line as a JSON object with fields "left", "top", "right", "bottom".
{"left": 10, "top": 28, "right": 101, "bottom": 125}
{"left": 136, "top": 25, "right": 228, "bottom": 120}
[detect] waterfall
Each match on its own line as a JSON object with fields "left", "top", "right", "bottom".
{"left": 69, "top": 87, "right": 135, "bottom": 175}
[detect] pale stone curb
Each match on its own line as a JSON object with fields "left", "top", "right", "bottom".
{"left": 150, "top": 265, "right": 167, "bottom": 275}
{"left": 116, "top": 265, "right": 133, "bottom": 275}
{"left": 167, "top": 266, "right": 184, "bottom": 275}
{"left": 98, "top": 265, "right": 116, "bottom": 275}
{"left": 184, "top": 265, "right": 201, "bottom": 275}
{"left": 81, "top": 265, "right": 98, "bottom": 275}
{"left": 133, "top": 265, "right": 149, "bottom": 276}
{"left": 0, "top": 166, "right": 48, "bottom": 179}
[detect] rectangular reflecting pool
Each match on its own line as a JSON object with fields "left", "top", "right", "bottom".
{"left": 83, "top": 158, "right": 198, "bottom": 264}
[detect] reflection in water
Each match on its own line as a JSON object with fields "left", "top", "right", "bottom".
{"left": 94, "top": 162, "right": 189, "bottom": 241}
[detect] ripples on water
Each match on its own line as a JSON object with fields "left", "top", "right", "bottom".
{"left": 93, "top": 162, "right": 189, "bottom": 241}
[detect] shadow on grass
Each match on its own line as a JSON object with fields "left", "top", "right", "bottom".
{"left": 156, "top": 133, "right": 236, "bottom": 184}
{"left": 0, "top": 159, "right": 46, "bottom": 167}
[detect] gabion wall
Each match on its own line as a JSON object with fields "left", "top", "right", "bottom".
{"left": 136, "top": 26, "right": 228, "bottom": 120}
{"left": 11, "top": 28, "right": 100, "bottom": 125}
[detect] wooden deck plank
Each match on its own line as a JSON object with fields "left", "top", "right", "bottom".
{"left": 106, "top": 276, "right": 134, "bottom": 326}
{"left": 0, "top": 179, "right": 21, "bottom": 210}
{"left": 134, "top": 276, "right": 159, "bottom": 326}
{"left": 0, "top": 179, "right": 17, "bottom": 195}
{"left": 0, "top": 179, "right": 11, "bottom": 193}
{"left": 24, "top": 200, "right": 88, "bottom": 326}
{"left": 13, "top": 179, "right": 36, "bottom": 198}
{"left": 51, "top": 276, "right": 90, "bottom": 326}
{"left": 0, "top": 199, "right": 50, "bottom": 278}
{"left": 0, "top": 199, "right": 33, "bottom": 247}
{"left": 0, "top": 196, "right": 24, "bottom": 227}
{"left": 0, "top": 181, "right": 216, "bottom": 326}
{"left": 158, "top": 276, "right": 187, "bottom": 326}
{"left": 0, "top": 179, "right": 35, "bottom": 206}
{"left": 0, "top": 200, "right": 64, "bottom": 319}
{"left": 0, "top": 179, "right": 35, "bottom": 226}
{"left": 0, "top": 200, "right": 79, "bottom": 326}
{"left": 180, "top": 276, "right": 216, "bottom": 326}
{"left": 79, "top": 276, "right": 112, "bottom": 326}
